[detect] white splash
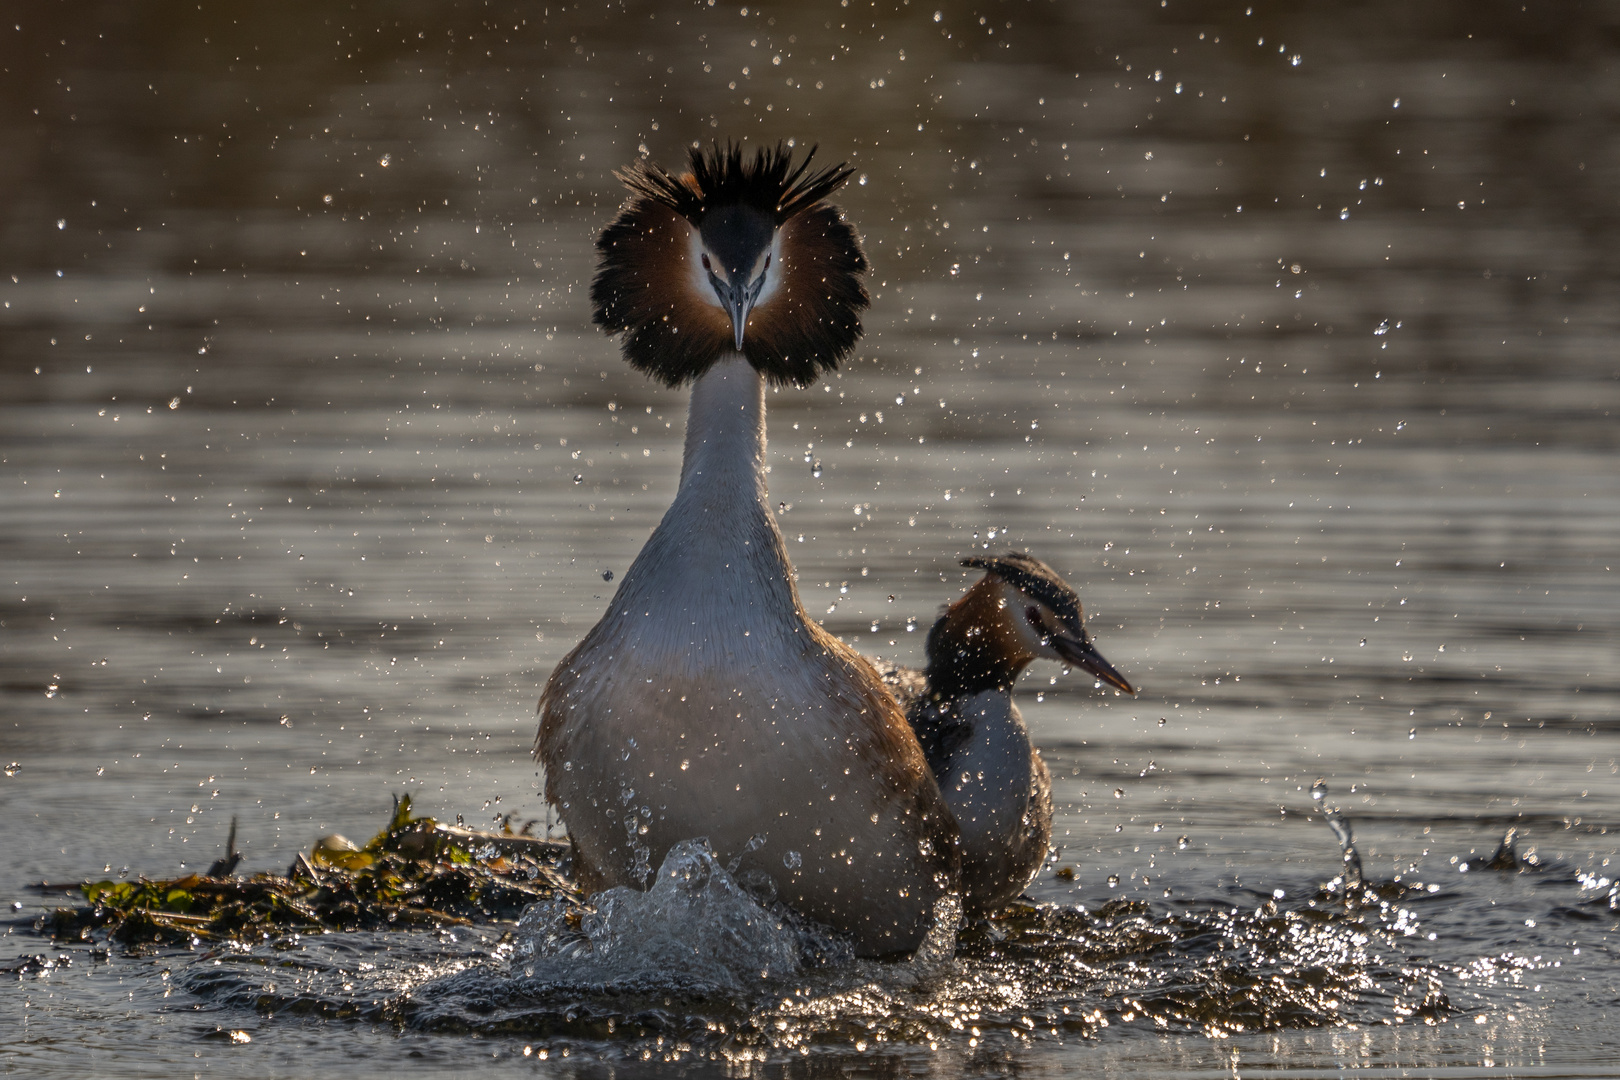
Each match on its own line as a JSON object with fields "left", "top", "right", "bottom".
{"left": 513, "top": 839, "right": 853, "bottom": 995}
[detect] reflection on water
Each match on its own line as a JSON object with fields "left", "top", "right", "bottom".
{"left": 2, "top": 0, "right": 1617, "bottom": 1075}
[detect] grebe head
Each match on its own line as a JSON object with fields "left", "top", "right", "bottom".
{"left": 929, "top": 552, "right": 1136, "bottom": 697}
{"left": 591, "top": 141, "right": 869, "bottom": 388}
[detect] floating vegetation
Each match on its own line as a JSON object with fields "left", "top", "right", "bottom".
{"left": 38, "top": 795, "right": 577, "bottom": 949}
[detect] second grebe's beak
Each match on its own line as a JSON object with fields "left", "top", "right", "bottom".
{"left": 1052, "top": 632, "right": 1136, "bottom": 695}
{"left": 708, "top": 269, "right": 766, "bottom": 351}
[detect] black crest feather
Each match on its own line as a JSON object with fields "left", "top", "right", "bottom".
{"left": 592, "top": 141, "right": 868, "bottom": 388}
{"left": 960, "top": 552, "right": 1086, "bottom": 637}
{"left": 616, "top": 141, "right": 856, "bottom": 226}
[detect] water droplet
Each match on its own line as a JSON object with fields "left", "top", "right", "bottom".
{"left": 1106, "top": 874, "right": 1121, "bottom": 887}
{"left": 168, "top": 397, "right": 181, "bottom": 410}
{"left": 811, "top": 461, "right": 822, "bottom": 478}
{"left": 783, "top": 850, "right": 802, "bottom": 869}
{"left": 1113, "top": 788, "right": 1124, "bottom": 799}
{"left": 1311, "top": 779, "right": 1328, "bottom": 801}
{"left": 573, "top": 474, "right": 583, "bottom": 484}
{"left": 1177, "top": 836, "right": 1190, "bottom": 850}
{"left": 1409, "top": 728, "right": 1417, "bottom": 740}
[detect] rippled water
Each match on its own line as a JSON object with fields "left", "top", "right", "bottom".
{"left": 3, "top": 2, "right": 1618, "bottom": 1075}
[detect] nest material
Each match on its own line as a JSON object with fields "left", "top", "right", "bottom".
{"left": 40, "top": 796, "right": 578, "bottom": 948}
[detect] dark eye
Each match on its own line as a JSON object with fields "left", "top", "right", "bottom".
{"left": 701, "top": 253, "right": 711, "bottom": 270}
{"left": 1025, "top": 605, "right": 1044, "bottom": 629}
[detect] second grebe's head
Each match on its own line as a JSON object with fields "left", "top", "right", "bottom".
{"left": 929, "top": 551, "right": 1136, "bottom": 697}
{"left": 591, "top": 140, "right": 869, "bottom": 388}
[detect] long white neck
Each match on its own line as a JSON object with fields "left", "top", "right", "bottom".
{"left": 608, "top": 355, "right": 801, "bottom": 638}
{"left": 677, "top": 355, "right": 769, "bottom": 504}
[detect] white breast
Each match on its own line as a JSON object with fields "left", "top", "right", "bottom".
{"left": 934, "top": 689, "right": 1036, "bottom": 852}
{"left": 538, "top": 357, "right": 955, "bottom": 955}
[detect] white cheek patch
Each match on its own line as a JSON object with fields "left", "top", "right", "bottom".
{"left": 686, "top": 226, "right": 724, "bottom": 311}
{"left": 755, "top": 230, "right": 785, "bottom": 306}
{"left": 998, "top": 580, "right": 1052, "bottom": 655}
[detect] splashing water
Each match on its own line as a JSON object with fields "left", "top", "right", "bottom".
{"left": 510, "top": 839, "right": 837, "bottom": 994}
{"left": 381, "top": 832, "right": 1455, "bottom": 1055}
{"left": 1313, "top": 779, "right": 1365, "bottom": 892}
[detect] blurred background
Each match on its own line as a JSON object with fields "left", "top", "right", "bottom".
{"left": 2, "top": 0, "right": 1617, "bottom": 931}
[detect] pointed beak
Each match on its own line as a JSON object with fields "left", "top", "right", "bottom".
{"left": 710, "top": 271, "right": 764, "bottom": 353}
{"left": 1052, "top": 633, "right": 1136, "bottom": 695}
{"left": 727, "top": 294, "right": 750, "bottom": 351}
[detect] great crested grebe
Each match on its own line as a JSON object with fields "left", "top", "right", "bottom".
{"left": 537, "top": 143, "right": 959, "bottom": 956}
{"left": 877, "top": 552, "right": 1135, "bottom": 915}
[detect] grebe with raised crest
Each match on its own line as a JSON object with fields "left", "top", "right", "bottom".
{"left": 537, "top": 143, "right": 959, "bottom": 956}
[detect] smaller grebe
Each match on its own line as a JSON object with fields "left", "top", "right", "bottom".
{"left": 878, "top": 552, "right": 1135, "bottom": 914}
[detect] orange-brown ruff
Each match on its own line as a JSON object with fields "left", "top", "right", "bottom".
{"left": 538, "top": 144, "right": 958, "bottom": 956}
{"left": 590, "top": 143, "right": 868, "bottom": 388}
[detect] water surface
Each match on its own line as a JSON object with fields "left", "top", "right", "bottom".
{"left": 2, "top": 2, "right": 1617, "bottom": 1075}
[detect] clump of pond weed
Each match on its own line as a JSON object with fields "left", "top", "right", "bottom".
{"left": 43, "top": 795, "right": 579, "bottom": 950}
